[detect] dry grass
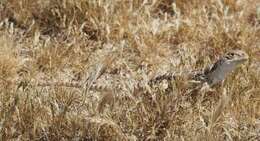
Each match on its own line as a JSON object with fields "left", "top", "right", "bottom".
{"left": 0, "top": 0, "right": 259, "bottom": 140}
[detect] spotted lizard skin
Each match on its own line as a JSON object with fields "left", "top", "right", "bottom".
{"left": 4, "top": 50, "right": 248, "bottom": 92}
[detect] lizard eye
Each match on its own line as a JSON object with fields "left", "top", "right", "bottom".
{"left": 228, "top": 52, "right": 235, "bottom": 56}
{"left": 225, "top": 52, "right": 236, "bottom": 59}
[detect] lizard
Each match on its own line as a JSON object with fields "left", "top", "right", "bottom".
{"left": 1, "top": 49, "right": 249, "bottom": 92}
{"left": 149, "top": 49, "right": 249, "bottom": 87}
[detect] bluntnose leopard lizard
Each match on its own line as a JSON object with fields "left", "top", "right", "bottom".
{"left": 1, "top": 49, "right": 249, "bottom": 92}
{"left": 149, "top": 49, "right": 249, "bottom": 87}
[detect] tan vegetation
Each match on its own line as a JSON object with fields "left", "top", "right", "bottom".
{"left": 0, "top": 0, "right": 259, "bottom": 140}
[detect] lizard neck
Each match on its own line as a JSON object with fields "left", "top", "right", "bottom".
{"left": 204, "top": 59, "right": 239, "bottom": 85}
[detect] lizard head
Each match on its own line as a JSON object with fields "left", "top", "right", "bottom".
{"left": 223, "top": 49, "right": 249, "bottom": 65}
{"left": 204, "top": 49, "right": 249, "bottom": 85}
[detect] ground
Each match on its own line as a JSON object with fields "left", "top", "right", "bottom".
{"left": 0, "top": 0, "right": 259, "bottom": 140}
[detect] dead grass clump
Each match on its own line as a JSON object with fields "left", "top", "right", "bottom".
{"left": 0, "top": 0, "right": 259, "bottom": 140}
{"left": 0, "top": 36, "right": 19, "bottom": 81}
{"left": 84, "top": 117, "right": 128, "bottom": 141}
{"left": 35, "top": 45, "right": 66, "bottom": 73}
{"left": 0, "top": 54, "right": 18, "bottom": 80}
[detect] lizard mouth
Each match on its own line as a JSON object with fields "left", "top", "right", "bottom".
{"left": 239, "top": 55, "right": 249, "bottom": 62}
{"left": 236, "top": 52, "right": 249, "bottom": 63}
{"left": 238, "top": 57, "right": 248, "bottom": 62}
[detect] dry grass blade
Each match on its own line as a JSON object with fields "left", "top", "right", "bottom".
{"left": 85, "top": 117, "right": 128, "bottom": 140}
{"left": 210, "top": 88, "right": 230, "bottom": 128}
{"left": 96, "top": 90, "right": 114, "bottom": 114}
{"left": 84, "top": 53, "right": 116, "bottom": 91}
{"left": 0, "top": 0, "right": 258, "bottom": 140}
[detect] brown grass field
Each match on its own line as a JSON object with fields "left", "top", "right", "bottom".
{"left": 0, "top": 0, "right": 259, "bottom": 140}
